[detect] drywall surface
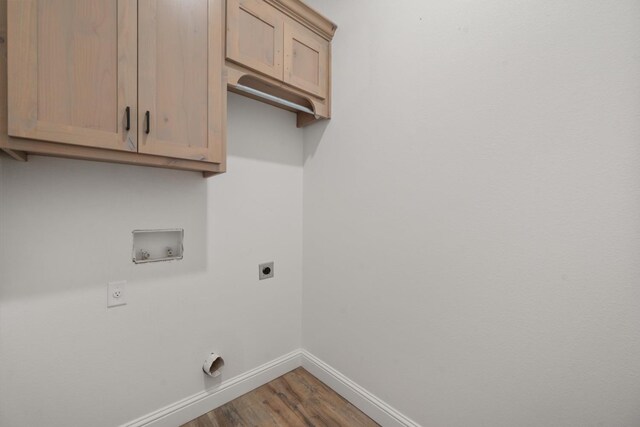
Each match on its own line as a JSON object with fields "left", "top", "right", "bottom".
{"left": 302, "top": 1, "right": 640, "bottom": 426}
{"left": 0, "top": 93, "right": 303, "bottom": 427}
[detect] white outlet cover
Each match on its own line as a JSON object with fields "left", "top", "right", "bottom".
{"left": 107, "top": 281, "right": 127, "bottom": 308}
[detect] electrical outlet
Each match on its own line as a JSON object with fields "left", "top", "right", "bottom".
{"left": 259, "top": 262, "right": 274, "bottom": 280}
{"left": 108, "top": 281, "right": 127, "bottom": 308}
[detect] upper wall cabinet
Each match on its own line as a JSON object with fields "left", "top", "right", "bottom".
{"left": 138, "top": 0, "right": 224, "bottom": 163}
{"left": 8, "top": 0, "right": 137, "bottom": 152}
{"left": 227, "top": 0, "right": 284, "bottom": 81}
{"left": 283, "top": 18, "right": 329, "bottom": 99}
{"left": 1, "top": 0, "right": 226, "bottom": 176}
{"left": 225, "top": 0, "right": 336, "bottom": 127}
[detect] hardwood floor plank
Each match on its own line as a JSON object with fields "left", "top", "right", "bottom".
{"left": 230, "top": 393, "right": 282, "bottom": 425}
{"left": 267, "top": 375, "right": 326, "bottom": 426}
{"left": 279, "top": 370, "right": 358, "bottom": 427}
{"left": 203, "top": 411, "right": 222, "bottom": 427}
{"left": 293, "top": 369, "right": 376, "bottom": 427}
{"left": 217, "top": 402, "right": 251, "bottom": 426}
{"left": 252, "top": 382, "right": 309, "bottom": 426}
{"left": 181, "top": 367, "right": 378, "bottom": 427}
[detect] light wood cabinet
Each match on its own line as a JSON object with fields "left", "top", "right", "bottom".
{"left": 138, "top": 0, "right": 224, "bottom": 163}
{"left": 1, "top": 0, "right": 226, "bottom": 176}
{"left": 225, "top": 0, "right": 336, "bottom": 127}
{"left": 8, "top": 0, "right": 137, "bottom": 152}
{"left": 283, "top": 18, "right": 329, "bottom": 99}
{"left": 227, "top": 0, "right": 284, "bottom": 81}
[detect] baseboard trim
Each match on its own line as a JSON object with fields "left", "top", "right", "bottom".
{"left": 122, "top": 348, "right": 420, "bottom": 427}
{"left": 121, "top": 350, "right": 302, "bottom": 427}
{"left": 300, "top": 350, "right": 421, "bottom": 427}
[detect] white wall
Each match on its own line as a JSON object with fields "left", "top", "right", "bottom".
{"left": 0, "top": 93, "right": 303, "bottom": 427}
{"left": 302, "top": 1, "right": 640, "bottom": 426}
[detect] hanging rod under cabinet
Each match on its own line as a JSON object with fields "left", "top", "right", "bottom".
{"left": 233, "top": 84, "right": 316, "bottom": 116}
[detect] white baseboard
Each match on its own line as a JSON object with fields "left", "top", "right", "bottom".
{"left": 121, "top": 350, "right": 302, "bottom": 427}
{"left": 122, "top": 348, "right": 420, "bottom": 427}
{"left": 300, "top": 350, "right": 421, "bottom": 427}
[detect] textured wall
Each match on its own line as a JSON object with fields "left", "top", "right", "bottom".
{"left": 302, "top": 1, "right": 640, "bottom": 425}
{"left": 0, "top": 93, "right": 303, "bottom": 427}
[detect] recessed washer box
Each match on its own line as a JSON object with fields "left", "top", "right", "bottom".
{"left": 132, "top": 229, "right": 184, "bottom": 264}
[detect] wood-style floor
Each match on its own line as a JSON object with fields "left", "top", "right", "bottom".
{"left": 181, "top": 367, "right": 379, "bottom": 427}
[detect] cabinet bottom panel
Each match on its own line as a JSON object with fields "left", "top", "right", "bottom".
{"left": 0, "top": 137, "right": 225, "bottom": 177}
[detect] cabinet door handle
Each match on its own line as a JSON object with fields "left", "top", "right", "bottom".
{"left": 125, "top": 107, "right": 131, "bottom": 131}
{"left": 144, "top": 111, "right": 150, "bottom": 134}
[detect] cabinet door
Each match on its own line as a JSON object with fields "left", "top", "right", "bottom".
{"left": 138, "top": 0, "right": 225, "bottom": 163}
{"left": 8, "top": 0, "right": 137, "bottom": 151}
{"left": 226, "top": 0, "right": 283, "bottom": 80}
{"left": 283, "top": 20, "right": 329, "bottom": 99}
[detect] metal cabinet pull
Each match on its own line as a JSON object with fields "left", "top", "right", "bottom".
{"left": 125, "top": 106, "right": 131, "bottom": 131}
{"left": 145, "top": 111, "right": 150, "bottom": 134}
